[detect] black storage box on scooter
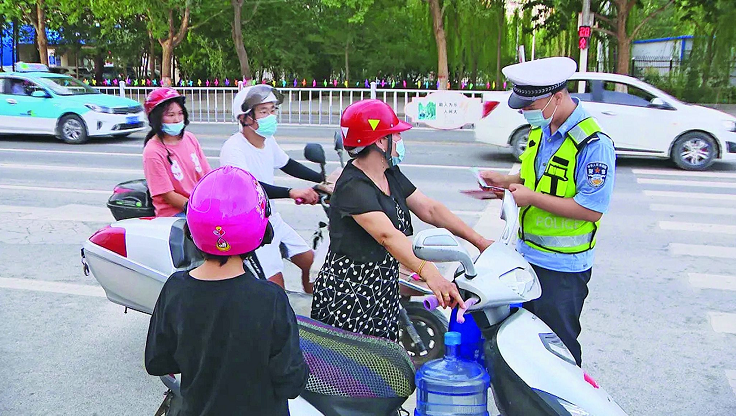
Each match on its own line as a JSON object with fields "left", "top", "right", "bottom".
{"left": 107, "top": 179, "right": 155, "bottom": 220}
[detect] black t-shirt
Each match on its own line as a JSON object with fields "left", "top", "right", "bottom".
{"left": 328, "top": 161, "right": 417, "bottom": 263}
{"left": 145, "top": 270, "right": 309, "bottom": 416}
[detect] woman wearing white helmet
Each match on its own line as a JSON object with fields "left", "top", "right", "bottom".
{"left": 220, "top": 84, "right": 323, "bottom": 293}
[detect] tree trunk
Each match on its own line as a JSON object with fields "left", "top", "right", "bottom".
{"left": 701, "top": 31, "right": 717, "bottom": 86}
{"left": 344, "top": 37, "right": 350, "bottom": 84}
{"left": 496, "top": 7, "right": 502, "bottom": 89}
{"left": 148, "top": 36, "right": 156, "bottom": 78}
{"left": 231, "top": 0, "right": 252, "bottom": 80}
{"left": 615, "top": 7, "right": 631, "bottom": 75}
{"left": 161, "top": 41, "right": 173, "bottom": 86}
{"left": 94, "top": 52, "right": 104, "bottom": 83}
{"left": 34, "top": 0, "right": 49, "bottom": 65}
{"left": 428, "top": 0, "right": 448, "bottom": 90}
{"left": 158, "top": 7, "right": 190, "bottom": 86}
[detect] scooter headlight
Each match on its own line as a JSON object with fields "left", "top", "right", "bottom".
{"left": 534, "top": 389, "right": 592, "bottom": 416}
{"left": 499, "top": 267, "right": 535, "bottom": 297}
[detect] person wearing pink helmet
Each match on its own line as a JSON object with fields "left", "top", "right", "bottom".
{"left": 142, "top": 87, "right": 211, "bottom": 217}
{"left": 145, "top": 166, "right": 309, "bottom": 415}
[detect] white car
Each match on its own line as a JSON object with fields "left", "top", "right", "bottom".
{"left": 474, "top": 72, "right": 736, "bottom": 170}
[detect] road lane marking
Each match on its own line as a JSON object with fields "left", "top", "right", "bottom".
{"left": 638, "top": 178, "right": 736, "bottom": 189}
{"left": 0, "top": 163, "right": 141, "bottom": 175}
{"left": 0, "top": 200, "right": 482, "bottom": 220}
{"left": 688, "top": 273, "right": 736, "bottom": 291}
{"left": 644, "top": 190, "right": 736, "bottom": 201}
{"left": 659, "top": 221, "right": 736, "bottom": 235}
{"left": 650, "top": 204, "right": 736, "bottom": 216}
{"left": 0, "top": 151, "right": 509, "bottom": 172}
{"left": 633, "top": 169, "right": 736, "bottom": 179}
{"left": 0, "top": 184, "right": 110, "bottom": 194}
{"left": 708, "top": 312, "right": 736, "bottom": 334}
{"left": 669, "top": 243, "right": 736, "bottom": 258}
{"left": 0, "top": 277, "right": 106, "bottom": 298}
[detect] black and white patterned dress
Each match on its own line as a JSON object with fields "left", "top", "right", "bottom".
{"left": 310, "top": 162, "right": 416, "bottom": 342}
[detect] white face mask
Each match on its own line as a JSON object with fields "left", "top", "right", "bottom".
{"left": 522, "top": 96, "right": 558, "bottom": 128}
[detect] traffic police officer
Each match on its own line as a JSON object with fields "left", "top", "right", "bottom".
{"left": 481, "top": 57, "right": 616, "bottom": 366}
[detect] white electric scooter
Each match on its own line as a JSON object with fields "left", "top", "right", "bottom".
{"left": 81, "top": 189, "right": 628, "bottom": 415}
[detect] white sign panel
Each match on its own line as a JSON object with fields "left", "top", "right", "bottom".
{"left": 405, "top": 91, "right": 483, "bottom": 130}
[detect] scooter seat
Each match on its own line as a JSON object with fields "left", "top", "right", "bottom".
{"left": 169, "top": 219, "right": 203, "bottom": 270}
{"left": 296, "top": 316, "right": 415, "bottom": 416}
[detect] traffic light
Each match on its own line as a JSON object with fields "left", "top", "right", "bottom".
{"left": 578, "top": 26, "right": 591, "bottom": 50}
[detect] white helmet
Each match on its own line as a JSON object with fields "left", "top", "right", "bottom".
{"left": 232, "top": 85, "right": 283, "bottom": 120}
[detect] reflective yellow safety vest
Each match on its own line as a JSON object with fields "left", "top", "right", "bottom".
{"left": 518, "top": 117, "right": 605, "bottom": 254}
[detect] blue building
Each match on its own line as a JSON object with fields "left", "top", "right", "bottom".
{"left": 1, "top": 22, "right": 64, "bottom": 71}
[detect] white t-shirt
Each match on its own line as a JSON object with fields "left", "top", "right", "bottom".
{"left": 220, "top": 132, "right": 290, "bottom": 185}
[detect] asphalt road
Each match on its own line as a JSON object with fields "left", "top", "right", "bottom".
{"left": 0, "top": 124, "right": 735, "bottom": 415}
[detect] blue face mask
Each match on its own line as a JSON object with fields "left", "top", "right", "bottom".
{"left": 522, "top": 96, "right": 558, "bottom": 128}
{"left": 162, "top": 121, "right": 185, "bottom": 136}
{"left": 254, "top": 114, "right": 278, "bottom": 137}
{"left": 391, "top": 139, "right": 406, "bottom": 166}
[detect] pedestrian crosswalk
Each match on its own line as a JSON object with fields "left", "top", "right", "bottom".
{"left": 636, "top": 166, "right": 736, "bottom": 399}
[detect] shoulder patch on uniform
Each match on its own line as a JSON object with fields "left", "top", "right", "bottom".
{"left": 586, "top": 162, "right": 608, "bottom": 188}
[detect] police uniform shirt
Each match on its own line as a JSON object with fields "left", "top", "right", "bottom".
{"left": 517, "top": 97, "right": 616, "bottom": 273}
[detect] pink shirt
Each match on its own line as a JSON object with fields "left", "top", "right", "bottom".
{"left": 143, "top": 132, "right": 212, "bottom": 217}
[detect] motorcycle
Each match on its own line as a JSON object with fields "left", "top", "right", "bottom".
{"left": 82, "top": 187, "right": 627, "bottom": 415}
{"left": 412, "top": 191, "right": 629, "bottom": 416}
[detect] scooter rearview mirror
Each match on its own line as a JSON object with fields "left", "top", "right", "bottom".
{"left": 412, "top": 228, "right": 476, "bottom": 278}
{"left": 333, "top": 130, "right": 344, "bottom": 151}
{"left": 304, "top": 143, "right": 326, "bottom": 165}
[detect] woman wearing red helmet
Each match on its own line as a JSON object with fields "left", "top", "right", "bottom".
{"left": 310, "top": 99, "right": 492, "bottom": 342}
{"left": 142, "top": 87, "right": 211, "bottom": 217}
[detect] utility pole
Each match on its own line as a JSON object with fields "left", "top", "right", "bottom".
{"left": 578, "top": 0, "right": 592, "bottom": 92}
{"left": 579, "top": 0, "right": 591, "bottom": 73}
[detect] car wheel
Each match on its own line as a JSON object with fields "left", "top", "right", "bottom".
{"left": 58, "top": 114, "right": 88, "bottom": 144}
{"left": 671, "top": 132, "right": 717, "bottom": 171}
{"left": 510, "top": 127, "right": 530, "bottom": 161}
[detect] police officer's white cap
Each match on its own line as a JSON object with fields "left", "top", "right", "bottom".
{"left": 502, "top": 57, "right": 577, "bottom": 109}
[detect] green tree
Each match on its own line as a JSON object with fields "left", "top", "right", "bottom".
{"left": 0, "top": 0, "right": 56, "bottom": 65}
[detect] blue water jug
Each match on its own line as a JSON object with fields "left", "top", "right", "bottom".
{"left": 449, "top": 308, "right": 485, "bottom": 366}
{"left": 415, "top": 332, "right": 490, "bottom": 416}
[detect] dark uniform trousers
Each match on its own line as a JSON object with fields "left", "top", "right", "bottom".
{"left": 523, "top": 264, "right": 592, "bottom": 366}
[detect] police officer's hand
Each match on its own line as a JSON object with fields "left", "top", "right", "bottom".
{"left": 290, "top": 188, "right": 319, "bottom": 205}
{"left": 479, "top": 170, "right": 508, "bottom": 189}
{"left": 509, "top": 184, "right": 536, "bottom": 207}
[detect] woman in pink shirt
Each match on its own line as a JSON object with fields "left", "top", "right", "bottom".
{"left": 142, "top": 88, "right": 211, "bottom": 217}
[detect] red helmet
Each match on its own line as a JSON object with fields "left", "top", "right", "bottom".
{"left": 340, "top": 99, "right": 412, "bottom": 148}
{"left": 144, "top": 88, "right": 185, "bottom": 115}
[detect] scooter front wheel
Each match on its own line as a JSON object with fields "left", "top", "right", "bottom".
{"left": 399, "top": 301, "right": 448, "bottom": 368}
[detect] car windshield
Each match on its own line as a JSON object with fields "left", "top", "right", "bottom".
{"left": 36, "top": 76, "right": 98, "bottom": 95}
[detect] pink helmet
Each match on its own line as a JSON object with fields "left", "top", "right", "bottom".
{"left": 186, "top": 166, "right": 270, "bottom": 256}
{"left": 144, "top": 87, "right": 184, "bottom": 115}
